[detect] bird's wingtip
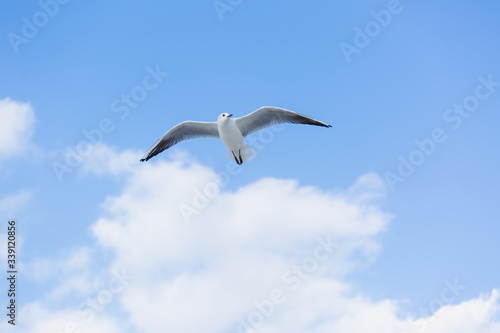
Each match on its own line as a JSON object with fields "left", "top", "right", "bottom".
{"left": 140, "top": 158, "right": 146, "bottom": 162}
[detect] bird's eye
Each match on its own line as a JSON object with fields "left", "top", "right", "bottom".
{"left": 223, "top": 114, "right": 225, "bottom": 117}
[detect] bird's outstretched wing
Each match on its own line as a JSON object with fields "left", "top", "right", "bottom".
{"left": 234, "top": 106, "right": 331, "bottom": 137}
{"left": 140, "top": 121, "right": 219, "bottom": 162}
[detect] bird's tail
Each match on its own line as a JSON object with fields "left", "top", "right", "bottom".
{"left": 241, "top": 143, "right": 257, "bottom": 163}
{"left": 227, "top": 143, "right": 257, "bottom": 164}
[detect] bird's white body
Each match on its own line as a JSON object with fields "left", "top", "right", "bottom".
{"left": 217, "top": 113, "right": 256, "bottom": 164}
{"left": 217, "top": 115, "right": 243, "bottom": 151}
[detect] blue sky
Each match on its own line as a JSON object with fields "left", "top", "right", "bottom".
{"left": 1, "top": 0, "right": 500, "bottom": 332}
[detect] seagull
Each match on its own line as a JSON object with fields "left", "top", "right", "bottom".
{"left": 140, "top": 106, "right": 332, "bottom": 164}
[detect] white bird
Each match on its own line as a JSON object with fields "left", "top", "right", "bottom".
{"left": 140, "top": 106, "right": 332, "bottom": 164}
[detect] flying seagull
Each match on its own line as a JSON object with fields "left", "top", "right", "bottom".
{"left": 140, "top": 106, "right": 331, "bottom": 164}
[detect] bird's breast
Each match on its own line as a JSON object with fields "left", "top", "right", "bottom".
{"left": 218, "top": 122, "right": 244, "bottom": 149}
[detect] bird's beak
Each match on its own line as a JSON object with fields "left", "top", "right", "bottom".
{"left": 228, "top": 114, "right": 233, "bottom": 118}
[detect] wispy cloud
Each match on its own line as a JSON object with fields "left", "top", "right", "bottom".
{"left": 0, "top": 190, "right": 33, "bottom": 216}
{"left": 0, "top": 98, "right": 35, "bottom": 163}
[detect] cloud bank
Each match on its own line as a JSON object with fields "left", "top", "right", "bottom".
{"left": 7, "top": 146, "right": 500, "bottom": 333}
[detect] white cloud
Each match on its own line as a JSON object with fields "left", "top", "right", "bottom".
{"left": 79, "top": 144, "right": 141, "bottom": 176}
{"left": 12, "top": 148, "right": 500, "bottom": 332}
{"left": 0, "top": 191, "right": 32, "bottom": 262}
{"left": 0, "top": 190, "right": 33, "bottom": 216}
{"left": 89, "top": 155, "right": 391, "bottom": 332}
{"left": 0, "top": 302, "right": 122, "bottom": 333}
{"left": 0, "top": 97, "right": 35, "bottom": 161}
{"left": 25, "top": 247, "right": 96, "bottom": 300}
{"left": 421, "top": 290, "right": 500, "bottom": 333}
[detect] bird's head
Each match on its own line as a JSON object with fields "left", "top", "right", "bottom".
{"left": 217, "top": 113, "right": 233, "bottom": 123}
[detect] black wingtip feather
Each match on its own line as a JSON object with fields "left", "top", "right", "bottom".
{"left": 308, "top": 121, "right": 332, "bottom": 128}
